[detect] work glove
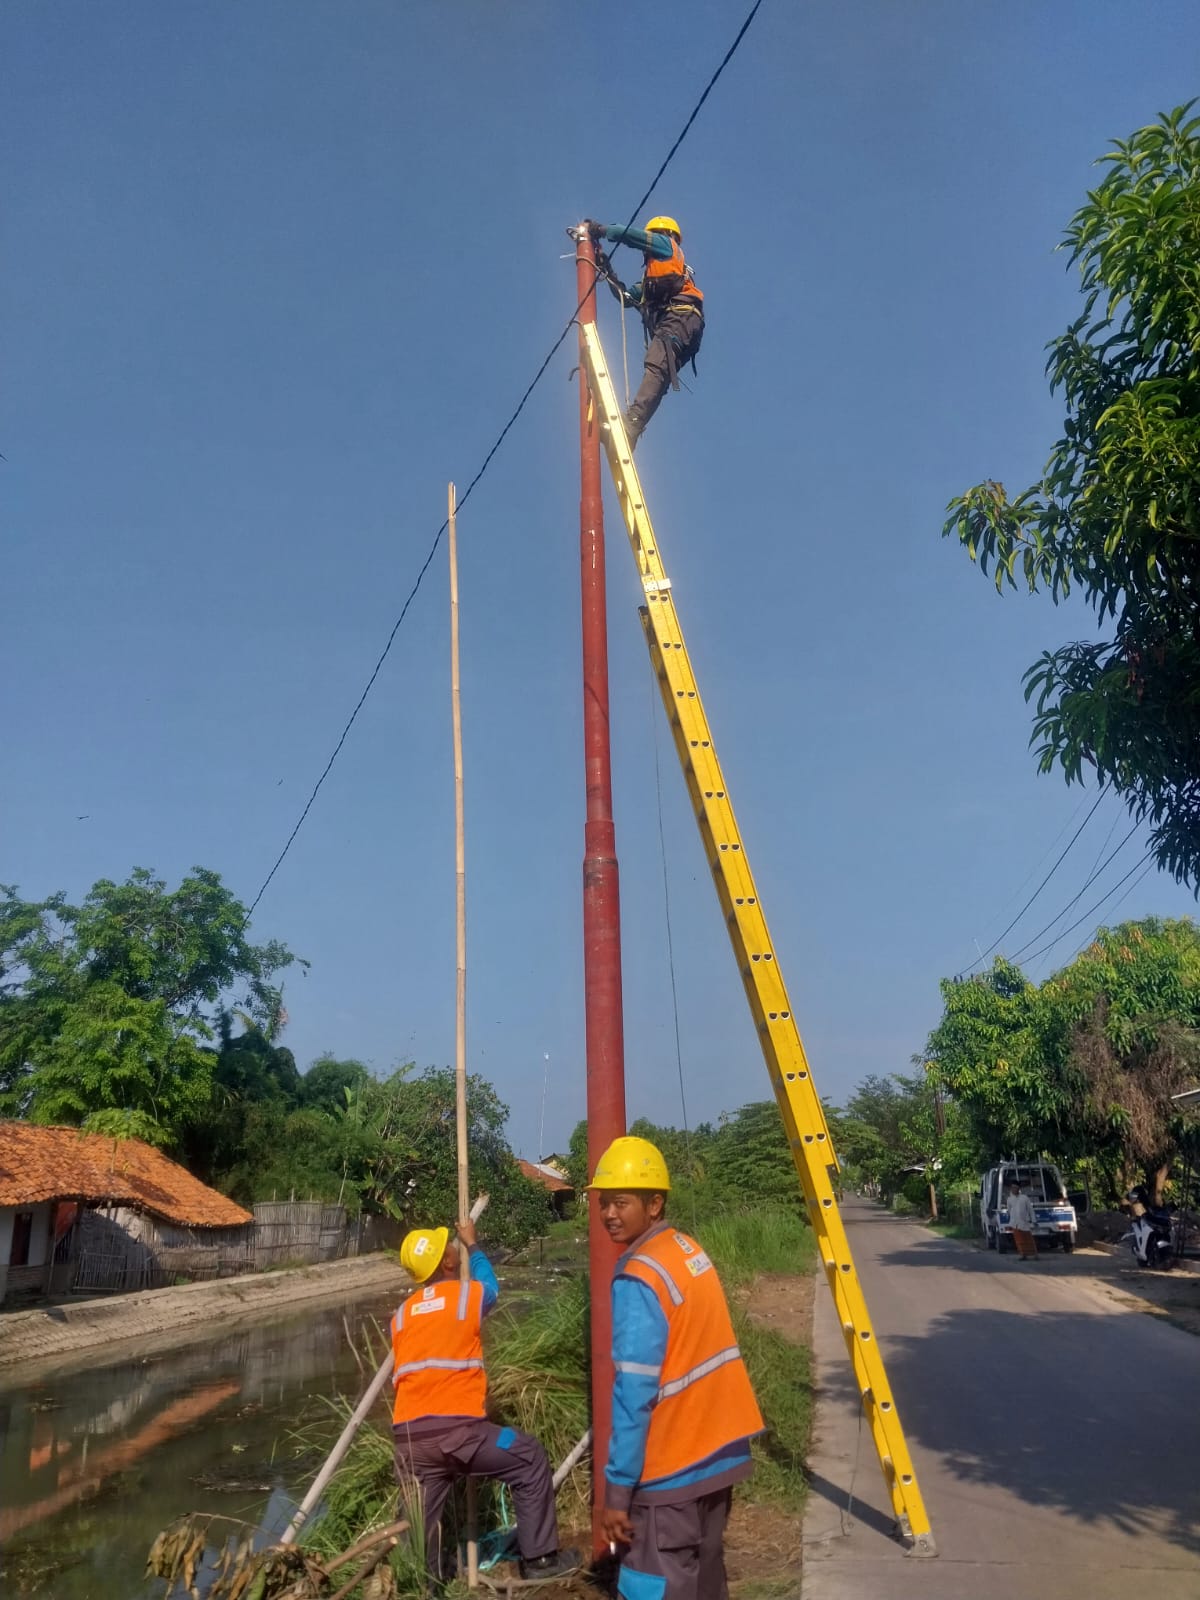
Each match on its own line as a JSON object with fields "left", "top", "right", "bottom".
{"left": 582, "top": 218, "right": 606, "bottom": 239}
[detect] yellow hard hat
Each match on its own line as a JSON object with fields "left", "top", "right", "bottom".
{"left": 589, "top": 1136, "right": 671, "bottom": 1192}
{"left": 645, "top": 215, "right": 681, "bottom": 239}
{"left": 400, "top": 1226, "right": 449, "bottom": 1283}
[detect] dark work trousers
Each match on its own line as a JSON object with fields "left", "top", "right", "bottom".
{"left": 626, "top": 305, "right": 705, "bottom": 442}
{"left": 619, "top": 1487, "right": 732, "bottom": 1600}
{"left": 393, "top": 1417, "right": 558, "bottom": 1576}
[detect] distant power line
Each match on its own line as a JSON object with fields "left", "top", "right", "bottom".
{"left": 1007, "top": 817, "right": 1140, "bottom": 965}
{"left": 1018, "top": 849, "right": 1156, "bottom": 970}
{"left": 958, "top": 788, "right": 1106, "bottom": 977}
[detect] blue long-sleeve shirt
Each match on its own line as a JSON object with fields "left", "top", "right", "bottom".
{"left": 470, "top": 1247, "right": 499, "bottom": 1314}
{"left": 600, "top": 222, "right": 676, "bottom": 309}
{"left": 606, "top": 1271, "right": 753, "bottom": 1509}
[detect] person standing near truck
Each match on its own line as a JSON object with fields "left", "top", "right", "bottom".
{"left": 1006, "top": 1179, "right": 1038, "bottom": 1260}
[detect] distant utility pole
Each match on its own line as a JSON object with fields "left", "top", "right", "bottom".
{"left": 538, "top": 1053, "right": 550, "bottom": 1159}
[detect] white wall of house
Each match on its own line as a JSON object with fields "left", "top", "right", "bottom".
{"left": 0, "top": 1201, "right": 54, "bottom": 1304}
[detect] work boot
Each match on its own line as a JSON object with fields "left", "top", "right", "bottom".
{"left": 622, "top": 406, "right": 646, "bottom": 451}
{"left": 519, "top": 1548, "right": 581, "bottom": 1581}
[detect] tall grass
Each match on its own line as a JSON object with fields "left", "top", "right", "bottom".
{"left": 696, "top": 1205, "right": 813, "bottom": 1285}
{"left": 484, "top": 1276, "right": 592, "bottom": 1527}
{"left": 732, "top": 1309, "right": 811, "bottom": 1506}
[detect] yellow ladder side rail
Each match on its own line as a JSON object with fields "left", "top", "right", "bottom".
{"left": 580, "top": 320, "right": 935, "bottom": 1554}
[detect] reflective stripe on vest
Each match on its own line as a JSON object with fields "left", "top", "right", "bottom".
{"left": 391, "top": 1277, "right": 487, "bottom": 1425}
{"left": 657, "top": 1343, "right": 742, "bottom": 1400}
{"left": 643, "top": 237, "right": 704, "bottom": 307}
{"left": 617, "top": 1225, "right": 763, "bottom": 1482}
{"left": 627, "top": 1252, "right": 684, "bottom": 1306}
{"left": 393, "top": 1356, "right": 485, "bottom": 1381}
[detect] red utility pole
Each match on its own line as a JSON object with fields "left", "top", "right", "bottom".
{"left": 575, "top": 224, "right": 628, "bottom": 1557}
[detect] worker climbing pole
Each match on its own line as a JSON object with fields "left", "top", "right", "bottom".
{"left": 574, "top": 227, "right": 629, "bottom": 1558}
{"left": 571, "top": 225, "right": 937, "bottom": 1556}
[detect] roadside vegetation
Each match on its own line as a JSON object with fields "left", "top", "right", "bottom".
{"left": 826, "top": 915, "right": 1200, "bottom": 1219}
{"left": 0, "top": 867, "right": 549, "bottom": 1246}
{"left": 945, "top": 104, "right": 1200, "bottom": 889}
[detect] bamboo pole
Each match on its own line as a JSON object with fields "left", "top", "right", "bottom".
{"left": 280, "top": 1356, "right": 395, "bottom": 1544}
{"left": 449, "top": 481, "right": 479, "bottom": 1588}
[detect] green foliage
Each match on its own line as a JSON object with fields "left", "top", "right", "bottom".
{"left": 698, "top": 1204, "right": 814, "bottom": 1285}
{"left": 826, "top": 1073, "right": 975, "bottom": 1203}
{"left": 298, "top": 1054, "right": 371, "bottom": 1113}
{"left": 731, "top": 1310, "right": 811, "bottom": 1508}
{"left": 926, "top": 916, "right": 1200, "bottom": 1196}
{"left": 0, "top": 866, "right": 549, "bottom": 1250}
{"left": 565, "top": 1099, "right": 801, "bottom": 1218}
{"left": 486, "top": 1276, "right": 593, "bottom": 1525}
{"left": 943, "top": 105, "right": 1200, "bottom": 884}
{"left": 0, "top": 868, "right": 299, "bottom": 1143}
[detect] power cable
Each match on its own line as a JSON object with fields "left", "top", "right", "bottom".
{"left": 950, "top": 790, "right": 1089, "bottom": 976}
{"left": 1017, "top": 849, "right": 1156, "bottom": 969}
{"left": 1032, "top": 854, "right": 1156, "bottom": 979}
{"left": 958, "top": 788, "right": 1106, "bottom": 977}
{"left": 978, "top": 791, "right": 1090, "bottom": 932}
{"left": 242, "top": 0, "right": 768, "bottom": 922}
{"left": 1083, "top": 803, "right": 1122, "bottom": 885}
{"left": 1007, "top": 818, "right": 1140, "bottom": 965}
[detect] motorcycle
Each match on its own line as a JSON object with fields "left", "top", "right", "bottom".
{"left": 1124, "top": 1184, "right": 1175, "bottom": 1269}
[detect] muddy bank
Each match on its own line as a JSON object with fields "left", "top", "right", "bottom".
{"left": 0, "top": 1252, "right": 407, "bottom": 1378}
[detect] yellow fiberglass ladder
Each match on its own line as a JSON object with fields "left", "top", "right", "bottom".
{"left": 579, "top": 319, "right": 936, "bottom": 1557}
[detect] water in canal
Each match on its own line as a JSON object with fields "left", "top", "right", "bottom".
{"left": 0, "top": 1286, "right": 404, "bottom": 1600}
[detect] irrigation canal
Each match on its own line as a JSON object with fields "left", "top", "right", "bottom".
{"left": 0, "top": 1282, "right": 409, "bottom": 1599}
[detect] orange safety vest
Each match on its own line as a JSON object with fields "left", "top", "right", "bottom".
{"left": 391, "top": 1276, "right": 487, "bottom": 1426}
{"left": 642, "top": 237, "right": 704, "bottom": 311}
{"left": 616, "top": 1224, "right": 763, "bottom": 1483}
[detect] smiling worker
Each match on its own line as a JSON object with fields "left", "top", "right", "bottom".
{"left": 593, "top": 1136, "right": 764, "bottom": 1600}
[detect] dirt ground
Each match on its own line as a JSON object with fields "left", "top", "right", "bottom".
{"left": 724, "top": 1271, "right": 814, "bottom": 1599}
{"left": 1038, "top": 1239, "right": 1200, "bottom": 1334}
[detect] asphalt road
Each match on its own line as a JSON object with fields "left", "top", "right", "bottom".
{"left": 801, "top": 1199, "right": 1200, "bottom": 1600}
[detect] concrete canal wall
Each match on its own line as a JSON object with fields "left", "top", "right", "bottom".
{"left": 0, "top": 1251, "right": 407, "bottom": 1377}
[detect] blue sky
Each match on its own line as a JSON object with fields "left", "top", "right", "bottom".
{"left": 5, "top": 2, "right": 1199, "bottom": 1158}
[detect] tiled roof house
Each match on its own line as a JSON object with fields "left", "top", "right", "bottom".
{"left": 0, "top": 1122, "right": 252, "bottom": 1305}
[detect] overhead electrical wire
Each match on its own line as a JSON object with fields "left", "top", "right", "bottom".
{"left": 243, "top": 0, "right": 768, "bottom": 923}
{"left": 1015, "top": 848, "right": 1156, "bottom": 970}
{"left": 951, "top": 790, "right": 1089, "bottom": 975}
{"left": 1005, "top": 817, "right": 1141, "bottom": 965}
{"left": 957, "top": 788, "right": 1106, "bottom": 977}
{"left": 1059, "top": 858, "right": 1155, "bottom": 967}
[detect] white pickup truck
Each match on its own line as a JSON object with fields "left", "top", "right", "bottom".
{"left": 980, "top": 1161, "right": 1079, "bottom": 1253}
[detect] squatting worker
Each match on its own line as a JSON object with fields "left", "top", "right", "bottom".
{"left": 593, "top": 1136, "right": 764, "bottom": 1600}
{"left": 391, "top": 1215, "right": 579, "bottom": 1581}
{"left": 585, "top": 215, "right": 704, "bottom": 448}
{"left": 1006, "top": 1179, "right": 1038, "bottom": 1260}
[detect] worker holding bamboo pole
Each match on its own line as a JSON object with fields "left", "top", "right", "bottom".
{"left": 390, "top": 1217, "right": 580, "bottom": 1583}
